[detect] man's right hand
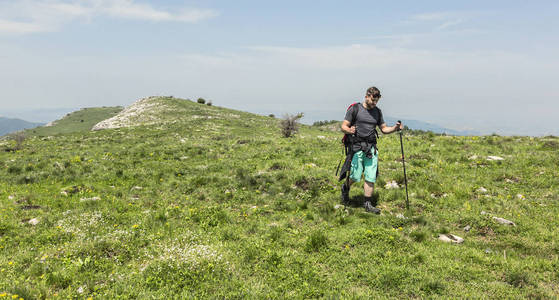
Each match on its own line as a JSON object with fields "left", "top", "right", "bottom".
{"left": 347, "top": 126, "right": 356, "bottom": 134}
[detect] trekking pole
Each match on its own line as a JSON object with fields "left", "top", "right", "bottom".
{"left": 397, "top": 121, "right": 410, "bottom": 211}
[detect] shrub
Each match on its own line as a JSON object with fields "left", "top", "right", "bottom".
{"left": 268, "top": 114, "right": 275, "bottom": 118}
{"left": 197, "top": 98, "right": 206, "bottom": 104}
{"left": 206, "top": 101, "right": 212, "bottom": 106}
{"left": 312, "top": 120, "right": 338, "bottom": 126}
{"left": 7, "top": 132, "right": 26, "bottom": 151}
{"left": 280, "top": 112, "right": 304, "bottom": 138}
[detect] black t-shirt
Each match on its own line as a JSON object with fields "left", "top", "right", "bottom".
{"left": 344, "top": 103, "right": 385, "bottom": 138}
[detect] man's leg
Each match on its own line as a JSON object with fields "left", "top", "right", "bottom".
{"left": 364, "top": 180, "right": 374, "bottom": 197}
{"left": 363, "top": 151, "right": 380, "bottom": 214}
{"left": 342, "top": 151, "right": 364, "bottom": 205}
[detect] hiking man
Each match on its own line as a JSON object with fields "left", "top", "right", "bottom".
{"left": 340, "top": 86, "right": 403, "bottom": 214}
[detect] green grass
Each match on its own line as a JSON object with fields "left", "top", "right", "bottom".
{"left": 0, "top": 97, "right": 558, "bottom": 298}
{"left": 25, "top": 107, "right": 123, "bottom": 136}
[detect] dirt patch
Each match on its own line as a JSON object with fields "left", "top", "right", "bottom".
{"left": 20, "top": 205, "right": 42, "bottom": 210}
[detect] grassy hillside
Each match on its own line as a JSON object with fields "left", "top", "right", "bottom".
{"left": 0, "top": 97, "right": 558, "bottom": 298}
{"left": 26, "top": 107, "right": 123, "bottom": 136}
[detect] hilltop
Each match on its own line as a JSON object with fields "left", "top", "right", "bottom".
{"left": 0, "top": 96, "right": 557, "bottom": 298}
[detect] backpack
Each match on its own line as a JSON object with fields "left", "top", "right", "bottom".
{"left": 336, "top": 103, "right": 360, "bottom": 177}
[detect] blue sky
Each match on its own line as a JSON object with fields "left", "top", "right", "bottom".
{"left": 0, "top": 0, "right": 558, "bottom": 135}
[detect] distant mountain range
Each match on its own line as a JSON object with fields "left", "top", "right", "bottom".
{"left": 383, "top": 117, "right": 481, "bottom": 136}
{"left": 296, "top": 111, "right": 480, "bottom": 136}
{"left": 0, "top": 117, "right": 44, "bottom": 136}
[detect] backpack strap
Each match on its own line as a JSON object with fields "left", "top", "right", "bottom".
{"left": 347, "top": 102, "right": 360, "bottom": 127}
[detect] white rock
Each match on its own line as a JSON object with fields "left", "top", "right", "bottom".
{"left": 464, "top": 225, "right": 471, "bottom": 232}
{"left": 80, "top": 196, "right": 101, "bottom": 202}
{"left": 396, "top": 213, "right": 408, "bottom": 219}
{"left": 385, "top": 181, "right": 399, "bottom": 189}
{"left": 480, "top": 211, "right": 488, "bottom": 215}
{"left": 334, "top": 204, "right": 343, "bottom": 210}
{"left": 8, "top": 195, "right": 14, "bottom": 200}
{"left": 487, "top": 156, "right": 504, "bottom": 161}
{"left": 476, "top": 187, "right": 488, "bottom": 194}
{"left": 77, "top": 286, "right": 84, "bottom": 294}
{"left": 438, "top": 234, "right": 464, "bottom": 244}
{"left": 516, "top": 194, "right": 525, "bottom": 200}
{"left": 468, "top": 155, "right": 478, "bottom": 160}
{"left": 493, "top": 217, "right": 516, "bottom": 226}
{"left": 180, "top": 156, "right": 189, "bottom": 160}
{"left": 28, "top": 218, "right": 40, "bottom": 225}
{"left": 60, "top": 191, "right": 68, "bottom": 196}
{"left": 131, "top": 186, "right": 143, "bottom": 191}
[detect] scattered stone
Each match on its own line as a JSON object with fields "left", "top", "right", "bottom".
{"left": 54, "top": 162, "right": 65, "bottom": 170}
{"left": 516, "top": 194, "right": 525, "bottom": 200}
{"left": 438, "top": 234, "right": 464, "bottom": 244}
{"left": 396, "top": 213, "right": 408, "bottom": 219}
{"left": 493, "top": 217, "right": 516, "bottom": 226}
{"left": 60, "top": 191, "right": 68, "bottom": 196}
{"left": 8, "top": 195, "right": 14, "bottom": 200}
{"left": 480, "top": 211, "right": 488, "bottom": 215}
{"left": 131, "top": 186, "right": 143, "bottom": 191}
{"left": 80, "top": 196, "right": 101, "bottom": 202}
{"left": 464, "top": 225, "right": 471, "bottom": 232}
{"left": 77, "top": 286, "right": 84, "bottom": 294}
{"left": 487, "top": 156, "right": 504, "bottom": 161}
{"left": 385, "top": 181, "right": 399, "bottom": 189}
{"left": 334, "top": 204, "right": 343, "bottom": 210}
{"left": 28, "top": 218, "right": 40, "bottom": 226}
{"left": 485, "top": 248, "right": 492, "bottom": 254}
{"left": 468, "top": 155, "right": 478, "bottom": 160}
{"left": 476, "top": 187, "right": 488, "bottom": 194}
{"left": 180, "top": 156, "right": 189, "bottom": 160}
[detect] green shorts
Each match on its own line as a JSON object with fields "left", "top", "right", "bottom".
{"left": 350, "top": 150, "right": 378, "bottom": 183}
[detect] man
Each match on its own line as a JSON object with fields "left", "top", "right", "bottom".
{"left": 340, "top": 86, "right": 403, "bottom": 214}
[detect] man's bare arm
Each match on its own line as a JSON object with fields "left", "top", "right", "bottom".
{"left": 379, "top": 122, "right": 403, "bottom": 134}
{"left": 341, "top": 120, "right": 355, "bottom": 135}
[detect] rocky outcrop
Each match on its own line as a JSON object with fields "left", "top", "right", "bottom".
{"left": 92, "top": 96, "right": 171, "bottom": 130}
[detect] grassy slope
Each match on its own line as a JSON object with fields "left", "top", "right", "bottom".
{"left": 26, "top": 107, "right": 123, "bottom": 136}
{"left": 0, "top": 97, "right": 558, "bottom": 298}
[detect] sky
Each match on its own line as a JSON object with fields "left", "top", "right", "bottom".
{"left": 0, "top": 0, "right": 558, "bottom": 135}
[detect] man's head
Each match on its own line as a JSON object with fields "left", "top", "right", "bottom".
{"left": 364, "top": 86, "right": 381, "bottom": 108}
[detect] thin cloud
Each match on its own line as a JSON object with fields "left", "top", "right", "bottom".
{"left": 412, "top": 12, "right": 456, "bottom": 21}
{"left": 410, "top": 11, "right": 473, "bottom": 32}
{"left": 436, "top": 19, "right": 464, "bottom": 31}
{"left": 0, "top": 0, "right": 219, "bottom": 35}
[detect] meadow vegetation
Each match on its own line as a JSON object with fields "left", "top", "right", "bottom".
{"left": 0, "top": 97, "right": 558, "bottom": 298}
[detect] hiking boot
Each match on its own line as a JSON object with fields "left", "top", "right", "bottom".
{"left": 341, "top": 184, "right": 350, "bottom": 205}
{"left": 363, "top": 201, "right": 380, "bottom": 214}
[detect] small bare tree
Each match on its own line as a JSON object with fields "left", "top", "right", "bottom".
{"left": 6, "top": 132, "right": 26, "bottom": 151}
{"left": 280, "top": 113, "right": 304, "bottom": 138}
